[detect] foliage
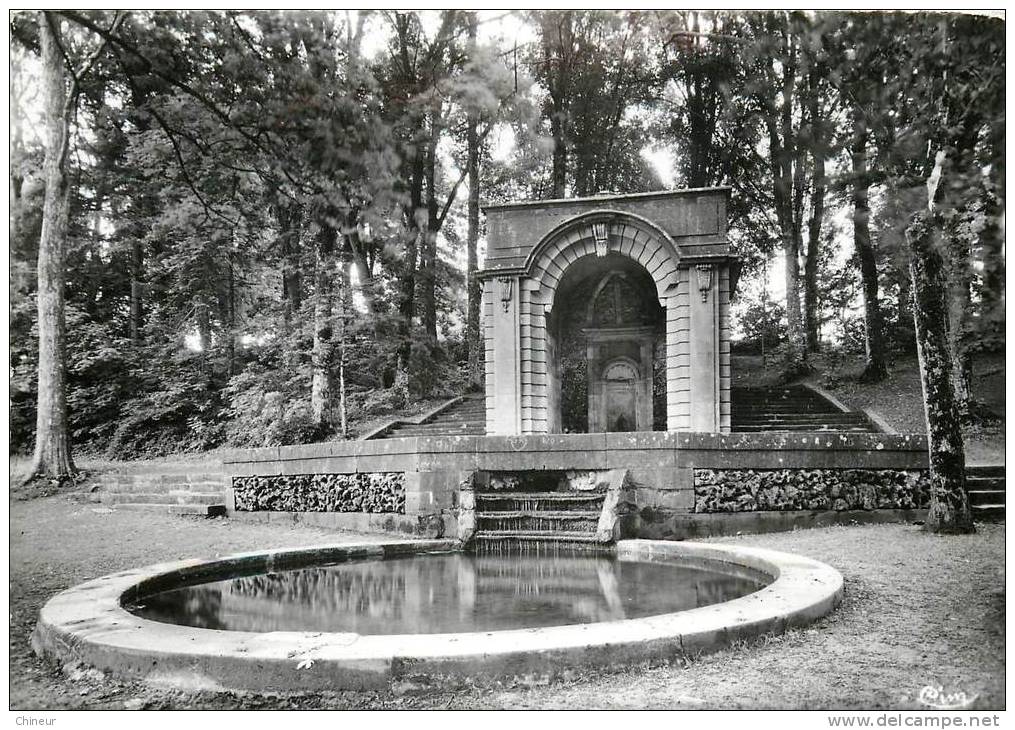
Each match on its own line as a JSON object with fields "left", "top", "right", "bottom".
{"left": 8, "top": 10, "right": 1005, "bottom": 462}
{"left": 735, "top": 300, "right": 787, "bottom": 355}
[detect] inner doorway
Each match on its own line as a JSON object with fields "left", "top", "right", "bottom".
{"left": 546, "top": 254, "right": 664, "bottom": 433}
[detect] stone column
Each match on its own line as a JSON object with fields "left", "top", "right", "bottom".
{"left": 488, "top": 275, "right": 522, "bottom": 434}
{"left": 689, "top": 262, "right": 720, "bottom": 432}
{"left": 665, "top": 269, "right": 691, "bottom": 431}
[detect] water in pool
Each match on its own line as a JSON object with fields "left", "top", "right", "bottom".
{"left": 128, "top": 547, "right": 769, "bottom": 635}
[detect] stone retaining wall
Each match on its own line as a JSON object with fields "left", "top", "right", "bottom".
{"left": 233, "top": 473, "right": 405, "bottom": 514}
{"left": 222, "top": 432, "right": 930, "bottom": 539}
{"left": 693, "top": 469, "right": 931, "bottom": 513}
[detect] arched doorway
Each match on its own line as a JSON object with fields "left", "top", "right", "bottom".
{"left": 547, "top": 254, "right": 664, "bottom": 433}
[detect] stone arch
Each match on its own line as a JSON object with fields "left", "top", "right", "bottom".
{"left": 513, "top": 210, "right": 690, "bottom": 435}
{"left": 602, "top": 356, "right": 641, "bottom": 381}
{"left": 524, "top": 210, "right": 682, "bottom": 309}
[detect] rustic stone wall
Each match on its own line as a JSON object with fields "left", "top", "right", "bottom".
{"left": 233, "top": 473, "right": 405, "bottom": 514}
{"left": 694, "top": 469, "right": 931, "bottom": 513}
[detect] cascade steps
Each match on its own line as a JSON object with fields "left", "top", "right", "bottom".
{"left": 472, "top": 477, "right": 609, "bottom": 544}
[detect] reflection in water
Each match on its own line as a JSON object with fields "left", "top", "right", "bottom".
{"left": 130, "top": 548, "right": 768, "bottom": 635}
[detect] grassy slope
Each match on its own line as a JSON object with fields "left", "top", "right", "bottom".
{"left": 806, "top": 352, "right": 1005, "bottom": 465}
{"left": 733, "top": 351, "right": 1005, "bottom": 465}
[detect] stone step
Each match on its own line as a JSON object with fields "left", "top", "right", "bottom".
{"left": 733, "top": 414, "right": 870, "bottom": 422}
{"left": 475, "top": 491, "right": 606, "bottom": 502}
{"left": 972, "top": 504, "right": 1005, "bottom": 520}
{"left": 478, "top": 516, "right": 601, "bottom": 531}
{"left": 733, "top": 402, "right": 838, "bottom": 409}
{"left": 967, "top": 465, "right": 1006, "bottom": 478}
{"left": 96, "top": 480, "right": 223, "bottom": 494}
{"left": 95, "top": 472, "right": 222, "bottom": 485}
{"left": 472, "top": 531, "right": 602, "bottom": 543}
{"left": 477, "top": 510, "right": 601, "bottom": 519}
{"left": 437, "top": 404, "right": 486, "bottom": 413}
{"left": 731, "top": 400, "right": 830, "bottom": 407}
{"left": 968, "top": 489, "right": 1006, "bottom": 506}
{"left": 731, "top": 425, "right": 874, "bottom": 433}
{"left": 967, "top": 476, "right": 1005, "bottom": 491}
{"left": 388, "top": 427, "right": 486, "bottom": 437}
{"left": 100, "top": 492, "right": 224, "bottom": 506}
{"left": 732, "top": 406, "right": 841, "bottom": 414}
{"left": 113, "top": 503, "right": 227, "bottom": 517}
{"left": 732, "top": 422, "right": 873, "bottom": 429}
{"left": 396, "top": 421, "right": 485, "bottom": 430}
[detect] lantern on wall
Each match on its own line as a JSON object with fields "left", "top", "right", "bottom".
{"left": 695, "top": 262, "right": 714, "bottom": 302}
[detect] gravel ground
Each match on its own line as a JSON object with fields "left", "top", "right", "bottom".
{"left": 10, "top": 496, "right": 1005, "bottom": 710}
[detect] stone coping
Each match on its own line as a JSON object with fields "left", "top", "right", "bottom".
{"left": 32, "top": 539, "right": 843, "bottom": 692}
{"left": 223, "top": 431, "right": 929, "bottom": 466}
{"left": 481, "top": 187, "right": 733, "bottom": 211}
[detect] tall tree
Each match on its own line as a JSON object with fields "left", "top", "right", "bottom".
{"left": 26, "top": 13, "right": 118, "bottom": 481}
{"left": 464, "top": 12, "right": 483, "bottom": 390}
{"left": 746, "top": 12, "right": 812, "bottom": 372}
{"left": 906, "top": 208, "right": 973, "bottom": 534}
{"left": 849, "top": 111, "right": 888, "bottom": 381}
{"left": 801, "top": 52, "right": 829, "bottom": 352}
{"left": 891, "top": 13, "right": 1002, "bottom": 532}
{"left": 532, "top": 10, "right": 659, "bottom": 199}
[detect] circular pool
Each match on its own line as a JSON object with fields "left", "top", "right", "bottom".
{"left": 32, "top": 539, "right": 843, "bottom": 692}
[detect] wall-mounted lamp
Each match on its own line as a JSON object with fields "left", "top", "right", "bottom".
{"left": 695, "top": 263, "right": 714, "bottom": 302}
{"left": 498, "top": 277, "right": 514, "bottom": 312}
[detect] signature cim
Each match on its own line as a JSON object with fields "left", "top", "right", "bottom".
{"left": 918, "top": 685, "right": 979, "bottom": 709}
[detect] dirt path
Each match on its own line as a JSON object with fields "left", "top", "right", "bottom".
{"left": 10, "top": 497, "right": 1005, "bottom": 710}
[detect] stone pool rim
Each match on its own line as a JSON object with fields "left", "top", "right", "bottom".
{"left": 32, "top": 539, "right": 843, "bottom": 692}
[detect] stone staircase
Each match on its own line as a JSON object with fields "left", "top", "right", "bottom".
{"left": 731, "top": 385, "right": 878, "bottom": 433}
{"left": 368, "top": 395, "right": 486, "bottom": 439}
{"left": 967, "top": 465, "right": 1005, "bottom": 521}
{"left": 78, "top": 472, "right": 227, "bottom": 517}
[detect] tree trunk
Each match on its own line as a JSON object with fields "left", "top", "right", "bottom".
{"left": 420, "top": 107, "right": 441, "bottom": 347}
{"left": 851, "top": 115, "right": 887, "bottom": 382}
{"left": 310, "top": 224, "right": 337, "bottom": 428}
{"left": 550, "top": 110, "right": 567, "bottom": 198}
{"left": 783, "top": 234, "right": 804, "bottom": 352}
{"left": 195, "top": 295, "right": 212, "bottom": 354}
{"left": 28, "top": 13, "right": 76, "bottom": 481}
{"left": 225, "top": 252, "right": 237, "bottom": 376}
{"left": 946, "top": 207, "right": 975, "bottom": 422}
{"left": 465, "top": 13, "right": 483, "bottom": 392}
{"left": 276, "top": 201, "right": 303, "bottom": 320}
{"left": 337, "top": 257, "right": 350, "bottom": 438}
{"left": 803, "top": 176, "right": 822, "bottom": 352}
{"left": 803, "top": 71, "right": 825, "bottom": 353}
{"left": 346, "top": 228, "right": 375, "bottom": 318}
{"left": 394, "top": 146, "right": 425, "bottom": 399}
{"left": 905, "top": 210, "right": 974, "bottom": 534}
{"left": 541, "top": 10, "right": 571, "bottom": 199}
{"left": 129, "top": 240, "right": 144, "bottom": 344}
